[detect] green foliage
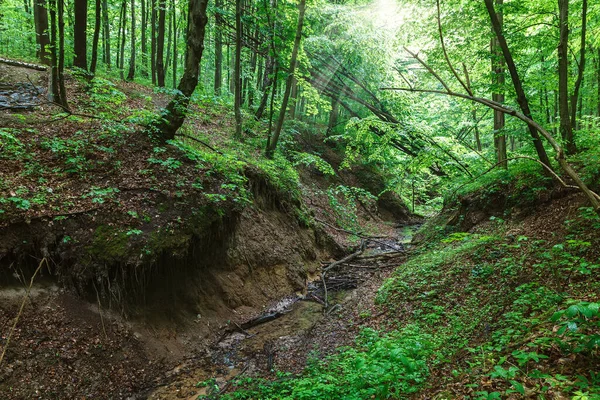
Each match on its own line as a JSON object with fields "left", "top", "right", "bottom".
{"left": 223, "top": 326, "right": 432, "bottom": 400}
{"left": 87, "top": 78, "right": 128, "bottom": 111}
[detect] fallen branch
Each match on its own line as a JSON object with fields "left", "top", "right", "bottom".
{"left": 175, "top": 133, "right": 224, "bottom": 155}
{"left": 321, "top": 240, "right": 365, "bottom": 311}
{"left": 0, "top": 57, "right": 47, "bottom": 71}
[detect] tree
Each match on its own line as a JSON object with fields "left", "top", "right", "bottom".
{"left": 73, "top": 0, "right": 87, "bottom": 70}
{"left": 214, "top": 0, "right": 223, "bottom": 95}
{"left": 127, "top": 0, "right": 136, "bottom": 80}
{"left": 234, "top": 0, "right": 242, "bottom": 138}
{"left": 557, "top": 0, "right": 574, "bottom": 154}
{"left": 90, "top": 0, "right": 101, "bottom": 74}
{"left": 490, "top": 0, "right": 506, "bottom": 168}
{"left": 156, "top": 0, "right": 166, "bottom": 86}
{"left": 266, "top": 0, "right": 306, "bottom": 158}
{"left": 149, "top": 0, "right": 209, "bottom": 140}
{"left": 33, "top": 0, "right": 50, "bottom": 65}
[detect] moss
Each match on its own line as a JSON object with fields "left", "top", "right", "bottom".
{"left": 87, "top": 225, "right": 130, "bottom": 263}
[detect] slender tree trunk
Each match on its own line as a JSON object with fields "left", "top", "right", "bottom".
{"left": 33, "top": 0, "right": 50, "bottom": 65}
{"left": 141, "top": 0, "right": 147, "bottom": 77}
{"left": 234, "top": 0, "right": 243, "bottom": 138}
{"left": 472, "top": 108, "right": 482, "bottom": 151}
{"left": 156, "top": 0, "right": 166, "bottom": 86}
{"left": 151, "top": 0, "right": 157, "bottom": 84}
{"left": 484, "top": 0, "right": 552, "bottom": 169}
{"left": 49, "top": 0, "right": 59, "bottom": 102}
{"left": 90, "top": 0, "right": 101, "bottom": 73}
{"left": 172, "top": 2, "right": 177, "bottom": 88}
{"left": 126, "top": 0, "right": 136, "bottom": 80}
{"left": 165, "top": 1, "right": 172, "bottom": 75}
{"left": 570, "top": 0, "right": 587, "bottom": 133}
{"left": 491, "top": 0, "right": 506, "bottom": 168}
{"left": 116, "top": 0, "right": 124, "bottom": 69}
{"left": 119, "top": 0, "right": 127, "bottom": 78}
{"left": 266, "top": 0, "right": 306, "bottom": 158}
{"left": 101, "top": 0, "right": 110, "bottom": 67}
{"left": 558, "top": 0, "right": 574, "bottom": 154}
{"left": 327, "top": 95, "right": 340, "bottom": 134}
{"left": 214, "top": 0, "right": 223, "bottom": 95}
{"left": 73, "top": 0, "right": 87, "bottom": 69}
{"left": 57, "top": 0, "right": 68, "bottom": 108}
{"left": 149, "top": 0, "right": 209, "bottom": 140}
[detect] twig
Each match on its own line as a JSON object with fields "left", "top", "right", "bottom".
{"left": 175, "top": 133, "right": 224, "bottom": 155}
{"left": 218, "top": 364, "right": 249, "bottom": 395}
{"left": 321, "top": 240, "right": 366, "bottom": 311}
{"left": 93, "top": 282, "right": 109, "bottom": 341}
{"left": 0, "top": 258, "right": 48, "bottom": 367}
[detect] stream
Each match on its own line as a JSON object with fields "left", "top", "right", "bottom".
{"left": 148, "top": 224, "right": 419, "bottom": 399}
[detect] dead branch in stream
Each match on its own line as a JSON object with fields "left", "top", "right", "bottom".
{"left": 321, "top": 240, "right": 366, "bottom": 311}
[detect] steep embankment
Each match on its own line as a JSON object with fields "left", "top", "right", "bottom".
{"left": 0, "top": 63, "right": 415, "bottom": 398}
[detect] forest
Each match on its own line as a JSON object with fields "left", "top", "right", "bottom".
{"left": 0, "top": 0, "right": 599, "bottom": 397}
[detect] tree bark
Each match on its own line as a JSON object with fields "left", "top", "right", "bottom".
{"left": 57, "top": 0, "right": 68, "bottom": 108}
{"left": 491, "top": 0, "right": 506, "bottom": 168}
{"left": 151, "top": 0, "right": 157, "bottom": 84}
{"left": 234, "top": 0, "right": 243, "bottom": 138}
{"left": 73, "top": 0, "right": 88, "bottom": 70}
{"left": 140, "top": 0, "right": 147, "bottom": 77}
{"left": 33, "top": 0, "right": 50, "bottom": 65}
{"left": 90, "top": 0, "right": 101, "bottom": 74}
{"left": 148, "top": 0, "right": 209, "bottom": 141}
{"left": 101, "top": 0, "right": 110, "bottom": 67}
{"left": 214, "top": 0, "right": 223, "bottom": 95}
{"left": 570, "top": 0, "right": 587, "bottom": 133}
{"left": 126, "top": 0, "right": 136, "bottom": 80}
{"left": 172, "top": 2, "right": 178, "bottom": 88}
{"left": 484, "top": 0, "right": 551, "bottom": 169}
{"left": 156, "top": 0, "right": 166, "bottom": 86}
{"left": 266, "top": 0, "right": 306, "bottom": 158}
{"left": 558, "top": 0, "right": 574, "bottom": 154}
{"left": 48, "top": 0, "right": 59, "bottom": 102}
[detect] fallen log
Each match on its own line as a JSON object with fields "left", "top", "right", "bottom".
{"left": 0, "top": 57, "right": 47, "bottom": 71}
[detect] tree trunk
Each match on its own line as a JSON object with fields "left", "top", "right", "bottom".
{"left": 484, "top": 0, "right": 552, "bottom": 169}
{"left": 57, "top": 0, "right": 68, "bottom": 108}
{"left": 48, "top": 0, "right": 59, "bottom": 102}
{"left": 558, "top": 0, "right": 574, "bottom": 154}
{"left": 266, "top": 0, "right": 306, "bottom": 158}
{"left": 73, "top": 0, "right": 87, "bottom": 70}
{"left": 140, "top": 0, "right": 147, "bottom": 77}
{"left": 327, "top": 95, "right": 339, "bottom": 134}
{"left": 491, "top": 0, "right": 506, "bottom": 168}
{"left": 33, "top": 0, "right": 50, "bottom": 65}
{"left": 214, "top": 0, "right": 223, "bottom": 95}
{"left": 570, "top": 0, "right": 587, "bottom": 134}
{"left": 151, "top": 0, "right": 156, "bottom": 84}
{"left": 101, "top": 0, "right": 110, "bottom": 67}
{"left": 472, "top": 108, "right": 482, "bottom": 151}
{"left": 234, "top": 0, "right": 243, "bottom": 138}
{"left": 149, "top": 0, "right": 209, "bottom": 141}
{"left": 119, "top": 0, "right": 127, "bottom": 78}
{"left": 156, "top": 0, "right": 166, "bottom": 86}
{"left": 126, "top": 0, "right": 136, "bottom": 80}
{"left": 90, "top": 0, "right": 101, "bottom": 74}
{"left": 172, "top": 2, "right": 177, "bottom": 88}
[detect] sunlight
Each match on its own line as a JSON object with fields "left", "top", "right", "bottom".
{"left": 372, "top": 0, "right": 405, "bottom": 31}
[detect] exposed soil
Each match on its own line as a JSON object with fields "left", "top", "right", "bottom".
{"left": 0, "top": 61, "right": 418, "bottom": 399}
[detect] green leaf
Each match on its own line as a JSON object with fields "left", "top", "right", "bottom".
{"left": 510, "top": 380, "right": 525, "bottom": 395}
